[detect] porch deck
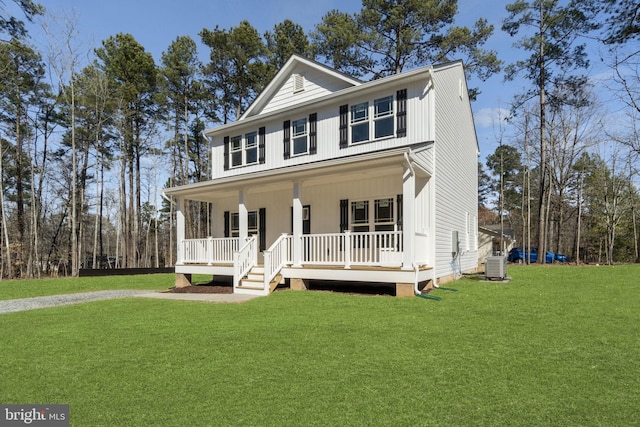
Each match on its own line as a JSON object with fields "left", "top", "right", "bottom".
{"left": 176, "top": 231, "right": 431, "bottom": 296}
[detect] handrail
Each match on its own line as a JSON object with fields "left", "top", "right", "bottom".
{"left": 263, "top": 233, "right": 289, "bottom": 289}
{"left": 300, "top": 230, "right": 403, "bottom": 266}
{"left": 233, "top": 235, "right": 257, "bottom": 288}
{"left": 181, "top": 237, "right": 239, "bottom": 264}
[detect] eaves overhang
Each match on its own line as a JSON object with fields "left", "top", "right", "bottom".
{"left": 163, "top": 143, "right": 433, "bottom": 202}
{"left": 203, "top": 64, "right": 437, "bottom": 139}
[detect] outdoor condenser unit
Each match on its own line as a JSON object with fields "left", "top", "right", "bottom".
{"left": 485, "top": 255, "right": 507, "bottom": 280}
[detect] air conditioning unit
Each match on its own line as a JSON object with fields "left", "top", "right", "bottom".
{"left": 485, "top": 256, "right": 507, "bottom": 280}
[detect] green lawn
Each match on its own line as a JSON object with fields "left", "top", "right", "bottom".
{"left": 1, "top": 265, "right": 639, "bottom": 426}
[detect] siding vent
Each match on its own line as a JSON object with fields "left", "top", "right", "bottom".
{"left": 293, "top": 74, "right": 305, "bottom": 93}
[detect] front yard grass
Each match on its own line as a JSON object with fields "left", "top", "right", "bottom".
{"left": 0, "top": 264, "right": 638, "bottom": 426}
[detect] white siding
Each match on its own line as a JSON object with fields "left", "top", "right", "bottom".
{"left": 432, "top": 65, "right": 479, "bottom": 279}
{"left": 260, "top": 63, "right": 355, "bottom": 115}
{"left": 210, "top": 73, "right": 434, "bottom": 179}
{"left": 211, "top": 174, "right": 402, "bottom": 246}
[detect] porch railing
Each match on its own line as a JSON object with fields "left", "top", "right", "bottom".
{"left": 263, "top": 234, "right": 289, "bottom": 289}
{"left": 180, "top": 230, "right": 408, "bottom": 269}
{"left": 233, "top": 235, "right": 258, "bottom": 287}
{"left": 300, "top": 231, "right": 403, "bottom": 267}
{"left": 181, "top": 237, "right": 239, "bottom": 264}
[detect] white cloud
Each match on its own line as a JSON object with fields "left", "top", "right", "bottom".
{"left": 474, "top": 107, "right": 511, "bottom": 128}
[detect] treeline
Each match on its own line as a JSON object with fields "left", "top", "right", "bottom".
{"left": 479, "top": 0, "right": 640, "bottom": 264}
{"left": 0, "top": 0, "right": 499, "bottom": 278}
{"left": 0, "top": 0, "right": 637, "bottom": 278}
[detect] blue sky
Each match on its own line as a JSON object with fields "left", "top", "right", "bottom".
{"left": 22, "top": 0, "right": 611, "bottom": 161}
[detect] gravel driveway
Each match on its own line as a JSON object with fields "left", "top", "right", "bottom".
{"left": 0, "top": 290, "right": 155, "bottom": 314}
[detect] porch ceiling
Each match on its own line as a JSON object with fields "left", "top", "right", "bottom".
{"left": 163, "top": 146, "right": 424, "bottom": 203}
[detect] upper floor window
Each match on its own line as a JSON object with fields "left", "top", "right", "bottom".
{"left": 245, "top": 131, "right": 258, "bottom": 164}
{"left": 374, "top": 96, "right": 394, "bottom": 139}
{"left": 350, "top": 95, "right": 395, "bottom": 144}
{"left": 292, "top": 118, "right": 308, "bottom": 156}
{"left": 283, "top": 114, "right": 317, "bottom": 159}
{"left": 224, "top": 127, "right": 265, "bottom": 170}
{"left": 230, "top": 135, "right": 242, "bottom": 167}
{"left": 340, "top": 89, "right": 406, "bottom": 149}
{"left": 350, "top": 102, "right": 369, "bottom": 143}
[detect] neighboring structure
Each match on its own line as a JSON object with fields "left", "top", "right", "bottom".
{"left": 163, "top": 55, "right": 479, "bottom": 297}
{"left": 478, "top": 225, "right": 515, "bottom": 264}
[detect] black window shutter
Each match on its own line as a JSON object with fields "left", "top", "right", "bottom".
{"left": 309, "top": 113, "right": 317, "bottom": 154}
{"left": 340, "top": 199, "right": 349, "bottom": 233}
{"left": 258, "top": 126, "right": 266, "bottom": 164}
{"left": 223, "top": 136, "right": 230, "bottom": 170}
{"left": 283, "top": 120, "right": 291, "bottom": 159}
{"left": 339, "top": 104, "right": 348, "bottom": 148}
{"left": 397, "top": 194, "right": 403, "bottom": 231}
{"left": 224, "top": 211, "right": 230, "bottom": 238}
{"left": 259, "top": 208, "right": 266, "bottom": 251}
{"left": 397, "top": 89, "right": 407, "bottom": 138}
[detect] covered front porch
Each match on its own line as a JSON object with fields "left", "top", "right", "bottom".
{"left": 166, "top": 146, "right": 435, "bottom": 296}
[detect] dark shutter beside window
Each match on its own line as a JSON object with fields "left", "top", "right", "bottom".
{"left": 340, "top": 199, "right": 349, "bottom": 233}
{"left": 224, "top": 211, "right": 230, "bottom": 238}
{"left": 309, "top": 113, "right": 317, "bottom": 154}
{"left": 259, "top": 208, "right": 266, "bottom": 251}
{"left": 339, "top": 104, "right": 348, "bottom": 149}
{"left": 258, "top": 126, "right": 266, "bottom": 164}
{"left": 283, "top": 120, "right": 291, "bottom": 159}
{"left": 396, "top": 89, "right": 407, "bottom": 138}
{"left": 223, "top": 136, "right": 230, "bottom": 171}
{"left": 397, "top": 194, "right": 403, "bottom": 231}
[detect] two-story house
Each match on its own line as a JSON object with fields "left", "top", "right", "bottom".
{"left": 163, "top": 55, "right": 479, "bottom": 297}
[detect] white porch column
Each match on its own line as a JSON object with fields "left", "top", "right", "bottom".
{"left": 402, "top": 165, "right": 416, "bottom": 269}
{"left": 238, "top": 189, "right": 248, "bottom": 243}
{"left": 292, "top": 182, "right": 303, "bottom": 267}
{"left": 176, "top": 196, "right": 186, "bottom": 265}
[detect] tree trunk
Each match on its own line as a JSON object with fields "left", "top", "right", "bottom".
{"left": 0, "top": 140, "right": 12, "bottom": 279}
{"left": 537, "top": 0, "right": 548, "bottom": 264}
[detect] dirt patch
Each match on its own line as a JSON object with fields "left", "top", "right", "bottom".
{"left": 168, "top": 284, "right": 233, "bottom": 294}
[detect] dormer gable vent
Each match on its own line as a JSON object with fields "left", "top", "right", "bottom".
{"left": 293, "top": 73, "right": 305, "bottom": 93}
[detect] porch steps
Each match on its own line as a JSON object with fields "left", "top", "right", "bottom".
{"left": 237, "top": 266, "right": 282, "bottom": 294}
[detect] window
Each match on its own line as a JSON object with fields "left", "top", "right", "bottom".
{"left": 374, "top": 198, "right": 394, "bottom": 231}
{"left": 230, "top": 135, "right": 242, "bottom": 167}
{"left": 351, "top": 200, "right": 369, "bottom": 232}
{"left": 350, "top": 198, "right": 396, "bottom": 232}
{"left": 350, "top": 102, "right": 369, "bottom": 143}
{"left": 228, "top": 131, "right": 260, "bottom": 168}
{"left": 245, "top": 131, "right": 258, "bottom": 165}
{"left": 230, "top": 211, "right": 259, "bottom": 237}
{"left": 349, "top": 96, "right": 395, "bottom": 144}
{"left": 292, "top": 118, "right": 308, "bottom": 155}
{"left": 374, "top": 96, "right": 394, "bottom": 139}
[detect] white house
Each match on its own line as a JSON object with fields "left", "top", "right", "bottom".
{"left": 163, "top": 55, "right": 479, "bottom": 297}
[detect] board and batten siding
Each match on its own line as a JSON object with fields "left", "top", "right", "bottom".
{"left": 432, "top": 63, "right": 479, "bottom": 279}
{"left": 210, "top": 74, "right": 434, "bottom": 180}
{"left": 210, "top": 173, "right": 402, "bottom": 246}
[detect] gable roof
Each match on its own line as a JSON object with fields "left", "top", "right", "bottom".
{"left": 239, "top": 54, "right": 363, "bottom": 120}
